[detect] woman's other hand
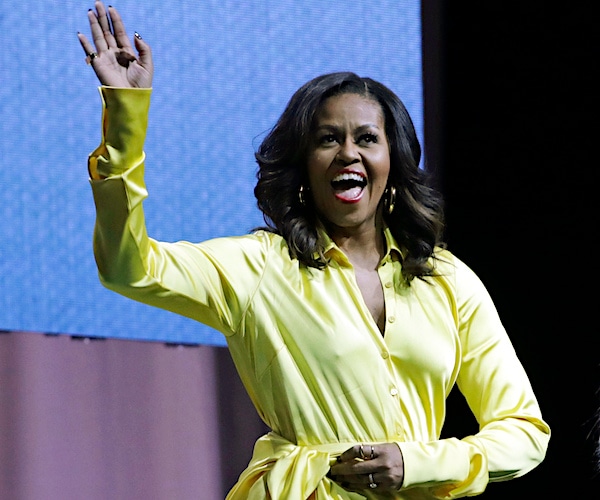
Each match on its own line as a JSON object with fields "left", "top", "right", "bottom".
{"left": 77, "top": 1, "right": 153, "bottom": 88}
{"left": 329, "top": 442, "right": 404, "bottom": 492}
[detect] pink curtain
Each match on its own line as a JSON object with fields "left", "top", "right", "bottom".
{"left": 0, "top": 330, "right": 267, "bottom": 500}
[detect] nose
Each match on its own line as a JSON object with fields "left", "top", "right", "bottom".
{"left": 336, "top": 139, "right": 360, "bottom": 164}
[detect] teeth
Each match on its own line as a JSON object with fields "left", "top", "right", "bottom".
{"left": 332, "top": 172, "right": 365, "bottom": 183}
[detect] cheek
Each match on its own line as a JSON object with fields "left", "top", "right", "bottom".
{"left": 306, "top": 151, "right": 331, "bottom": 177}
{"left": 373, "top": 179, "right": 388, "bottom": 199}
{"left": 308, "top": 149, "right": 328, "bottom": 163}
{"left": 305, "top": 156, "right": 317, "bottom": 183}
{"left": 372, "top": 153, "right": 391, "bottom": 184}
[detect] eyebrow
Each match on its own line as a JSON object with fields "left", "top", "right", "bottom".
{"left": 314, "top": 124, "right": 382, "bottom": 133}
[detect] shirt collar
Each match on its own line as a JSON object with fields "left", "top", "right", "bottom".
{"left": 318, "top": 223, "right": 404, "bottom": 265}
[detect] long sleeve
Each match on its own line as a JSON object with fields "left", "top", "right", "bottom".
{"left": 88, "top": 86, "right": 151, "bottom": 180}
{"left": 88, "top": 86, "right": 152, "bottom": 286}
{"left": 87, "top": 87, "right": 259, "bottom": 335}
{"left": 395, "top": 253, "right": 550, "bottom": 498}
{"left": 88, "top": 87, "right": 158, "bottom": 299}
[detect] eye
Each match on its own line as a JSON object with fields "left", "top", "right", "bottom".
{"left": 319, "top": 134, "right": 338, "bottom": 145}
{"left": 359, "top": 133, "right": 378, "bottom": 144}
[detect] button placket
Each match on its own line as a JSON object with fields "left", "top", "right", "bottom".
{"left": 378, "top": 259, "right": 396, "bottom": 334}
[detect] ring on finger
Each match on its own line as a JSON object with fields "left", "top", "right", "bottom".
{"left": 86, "top": 51, "right": 98, "bottom": 65}
{"left": 358, "top": 443, "right": 365, "bottom": 460}
{"left": 368, "top": 473, "right": 377, "bottom": 489}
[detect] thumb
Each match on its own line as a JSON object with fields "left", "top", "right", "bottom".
{"left": 133, "top": 33, "right": 153, "bottom": 70}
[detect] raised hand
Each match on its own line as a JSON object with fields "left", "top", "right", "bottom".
{"left": 77, "top": 1, "right": 153, "bottom": 88}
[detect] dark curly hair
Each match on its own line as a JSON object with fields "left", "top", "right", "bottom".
{"left": 254, "top": 71, "right": 445, "bottom": 283}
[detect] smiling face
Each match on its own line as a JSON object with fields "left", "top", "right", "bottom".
{"left": 306, "top": 92, "right": 390, "bottom": 237}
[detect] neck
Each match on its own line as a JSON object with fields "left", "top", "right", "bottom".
{"left": 329, "top": 219, "right": 386, "bottom": 271}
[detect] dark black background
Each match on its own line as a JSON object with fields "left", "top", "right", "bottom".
{"left": 422, "top": 2, "right": 598, "bottom": 497}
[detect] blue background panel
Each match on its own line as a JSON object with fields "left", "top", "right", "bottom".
{"left": 0, "top": 1, "right": 423, "bottom": 346}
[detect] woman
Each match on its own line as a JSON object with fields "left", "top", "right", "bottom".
{"left": 78, "top": 2, "right": 550, "bottom": 498}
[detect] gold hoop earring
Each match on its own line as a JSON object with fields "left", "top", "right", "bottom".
{"left": 298, "top": 185, "right": 306, "bottom": 206}
{"left": 384, "top": 186, "right": 396, "bottom": 214}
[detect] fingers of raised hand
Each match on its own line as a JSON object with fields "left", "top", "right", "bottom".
{"left": 77, "top": 32, "right": 96, "bottom": 63}
{"left": 86, "top": 6, "right": 108, "bottom": 53}
{"left": 94, "top": 1, "right": 118, "bottom": 49}
{"left": 82, "top": 2, "right": 138, "bottom": 65}
{"left": 107, "top": 5, "right": 133, "bottom": 51}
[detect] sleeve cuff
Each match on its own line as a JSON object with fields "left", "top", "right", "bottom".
{"left": 88, "top": 86, "right": 152, "bottom": 180}
{"left": 398, "top": 438, "right": 488, "bottom": 497}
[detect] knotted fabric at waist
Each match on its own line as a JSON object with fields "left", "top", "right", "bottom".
{"left": 226, "top": 431, "right": 371, "bottom": 499}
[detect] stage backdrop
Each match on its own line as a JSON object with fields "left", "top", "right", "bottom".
{"left": 0, "top": 0, "right": 424, "bottom": 346}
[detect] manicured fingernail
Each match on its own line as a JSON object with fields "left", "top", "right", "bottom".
{"left": 134, "top": 32, "right": 142, "bottom": 39}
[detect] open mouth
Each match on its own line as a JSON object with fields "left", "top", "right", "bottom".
{"left": 331, "top": 171, "right": 367, "bottom": 202}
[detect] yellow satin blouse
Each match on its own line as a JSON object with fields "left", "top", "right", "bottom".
{"left": 88, "top": 87, "right": 550, "bottom": 499}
